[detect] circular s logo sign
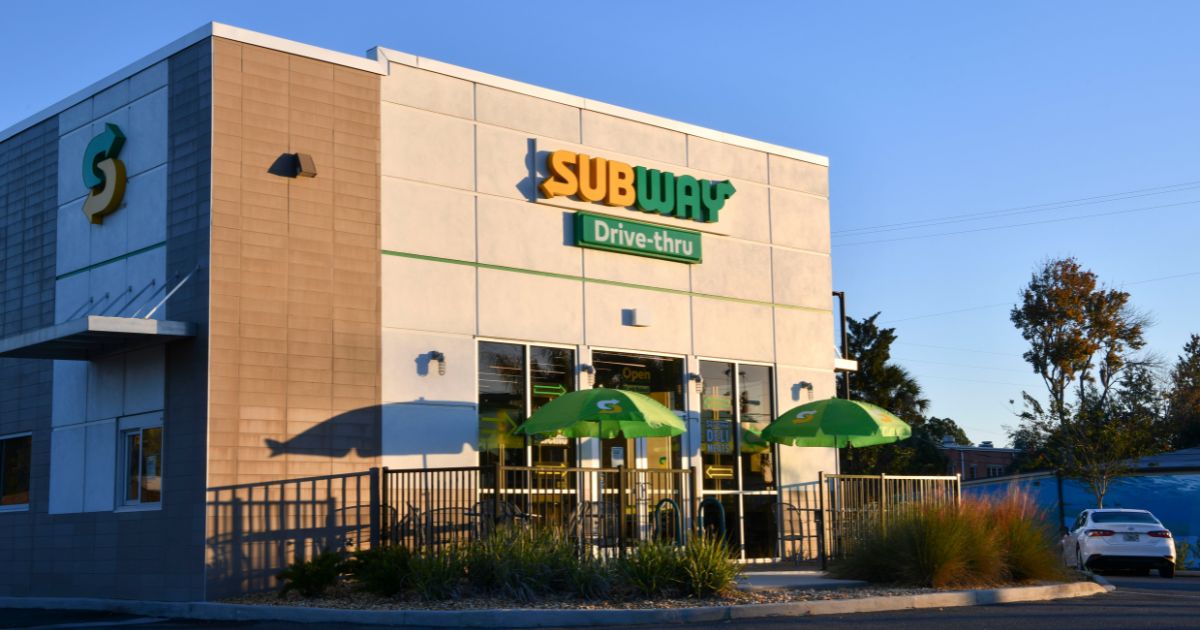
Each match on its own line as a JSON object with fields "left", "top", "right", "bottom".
{"left": 81, "top": 123, "right": 127, "bottom": 224}
{"left": 596, "top": 399, "right": 623, "bottom": 413}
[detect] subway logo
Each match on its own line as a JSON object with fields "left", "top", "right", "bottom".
{"left": 539, "top": 150, "right": 736, "bottom": 223}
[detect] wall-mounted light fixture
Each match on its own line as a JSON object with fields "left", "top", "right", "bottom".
{"left": 269, "top": 152, "right": 319, "bottom": 178}
{"left": 796, "top": 380, "right": 814, "bottom": 401}
{"left": 688, "top": 372, "right": 703, "bottom": 393}
{"left": 580, "top": 364, "right": 595, "bottom": 386}
{"left": 429, "top": 351, "right": 446, "bottom": 376}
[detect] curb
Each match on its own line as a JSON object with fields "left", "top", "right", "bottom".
{"left": 0, "top": 582, "right": 1109, "bottom": 628}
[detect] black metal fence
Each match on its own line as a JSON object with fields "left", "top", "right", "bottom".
{"left": 821, "top": 472, "right": 961, "bottom": 564}
{"left": 205, "top": 470, "right": 378, "bottom": 598}
{"left": 381, "top": 465, "right": 693, "bottom": 559}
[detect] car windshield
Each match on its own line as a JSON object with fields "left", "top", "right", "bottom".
{"left": 1091, "top": 512, "right": 1158, "bottom": 524}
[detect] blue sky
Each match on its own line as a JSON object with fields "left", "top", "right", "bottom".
{"left": 5, "top": 1, "right": 1198, "bottom": 446}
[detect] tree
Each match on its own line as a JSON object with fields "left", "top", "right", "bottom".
{"left": 1008, "top": 257, "right": 1159, "bottom": 507}
{"left": 1166, "top": 334, "right": 1200, "bottom": 450}
{"left": 837, "top": 313, "right": 967, "bottom": 474}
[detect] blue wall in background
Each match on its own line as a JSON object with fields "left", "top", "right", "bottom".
{"left": 965, "top": 473, "right": 1200, "bottom": 569}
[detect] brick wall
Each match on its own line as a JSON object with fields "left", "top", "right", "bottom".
{"left": 205, "top": 37, "right": 381, "bottom": 597}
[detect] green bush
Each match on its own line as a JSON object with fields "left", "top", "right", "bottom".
{"left": 465, "top": 525, "right": 578, "bottom": 601}
{"left": 407, "top": 547, "right": 465, "bottom": 600}
{"left": 277, "top": 550, "right": 343, "bottom": 598}
{"left": 1176, "top": 540, "right": 1192, "bottom": 570}
{"left": 618, "top": 539, "right": 681, "bottom": 597}
{"left": 831, "top": 493, "right": 1064, "bottom": 588}
{"left": 344, "top": 545, "right": 411, "bottom": 596}
{"left": 566, "top": 553, "right": 613, "bottom": 600}
{"left": 678, "top": 533, "right": 741, "bottom": 598}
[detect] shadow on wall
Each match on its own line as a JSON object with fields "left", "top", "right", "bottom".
{"left": 262, "top": 400, "right": 477, "bottom": 461}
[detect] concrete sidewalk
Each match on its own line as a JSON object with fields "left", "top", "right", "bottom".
{"left": 737, "top": 570, "right": 868, "bottom": 591}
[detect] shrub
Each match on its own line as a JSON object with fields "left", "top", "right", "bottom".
{"left": 465, "top": 525, "right": 576, "bottom": 600}
{"left": 831, "top": 492, "right": 1064, "bottom": 588}
{"left": 618, "top": 539, "right": 681, "bottom": 597}
{"left": 277, "top": 550, "right": 343, "bottom": 598}
{"left": 344, "top": 545, "right": 411, "bottom": 596}
{"left": 1176, "top": 540, "right": 1192, "bottom": 570}
{"left": 407, "top": 547, "right": 465, "bottom": 600}
{"left": 566, "top": 553, "right": 613, "bottom": 600}
{"left": 678, "top": 533, "right": 741, "bottom": 598}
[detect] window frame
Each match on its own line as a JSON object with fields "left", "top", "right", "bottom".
{"left": 476, "top": 338, "right": 580, "bottom": 469}
{"left": 0, "top": 432, "right": 32, "bottom": 513}
{"left": 117, "top": 413, "right": 163, "bottom": 511}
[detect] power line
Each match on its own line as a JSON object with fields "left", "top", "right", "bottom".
{"left": 833, "top": 179, "right": 1200, "bottom": 237}
{"left": 883, "top": 302, "right": 1011, "bottom": 323}
{"left": 894, "top": 342, "right": 1020, "bottom": 357}
{"left": 833, "top": 198, "right": 1200, "bottom": 247}
{"left": 894, "top": 357, "right": 1030, "bottom": 374}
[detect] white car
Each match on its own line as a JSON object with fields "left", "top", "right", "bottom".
{"left": 1064, "top": 509, "right": 1176, "bottom": 578}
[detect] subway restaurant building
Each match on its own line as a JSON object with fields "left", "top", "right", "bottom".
{"left": 0, "top": 24, "right": 842, "bottom": 600}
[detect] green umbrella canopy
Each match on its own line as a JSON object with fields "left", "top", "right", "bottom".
{"left": 761, "top": 398, "right": 911, "bottom": 448}
{"left": 514, "top": 389, "right": 687, "bottom": 439}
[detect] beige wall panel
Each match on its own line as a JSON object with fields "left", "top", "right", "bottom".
{"left": 580, "top": 111, "right": 686, "bottom": 166}
{"left": 477, "top": 196, "right": 580, "bottom": 275}
{"left": 768, "top": 154, "right": 829, "bottom": 197}
{"left": 381, "top": 177, "right": 476, "bottom": 260}
{"left": 475, "top": 123, "right": 535, "bottom": 201}
{"left": 717, "top": 180, "right": 770, "bottom": 244}
{"left": 687, "top": 135, "right": 768, "bottom": 184}
{"left": 770, "top": 188, "right": 830, "bottom": 253}
{"left": 476, "top": 85, "right": 579, "bottom": 142}
{"left": 382, "top": 62, "right": 473, "bottom": 119}
{"left": 382, "top": 255, "right": 476, "bottom": 334}
{"left": 690, "top": 237, "right": 773, "bottom": 302}
{"left": 582, "top": 248, "right": 690, "bottom": 292}
{"left": 692, "top": 297, "right": 774, "bottom": 362}
{"left": 777, "top": 443, "right": 838, "bottom": 486}
{"left": 382, "top": 329, "right": 476, "bottom": 404}
{"left": 477, "top": 268, "right": 582, "bottom": 345}
{"left": 382, "top": 402, "right": 478, "bottom": 469}
{"left": 774, "top": 307, "right": 833, "bottom": 369}
{"left": 774, "top": 365, "right": 837, "bottom": 410}
{"left": 772, "top": 248, "right": 831, "bottom": 310}
{"left": 583, "top": 282, "right": 691, "bottom": 356}
{"left": 381, "top": 102, "right": 474, "bottom": 190}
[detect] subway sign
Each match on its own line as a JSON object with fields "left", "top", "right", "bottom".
{"left": 539, "top": 150, "right": 736, "bottom": 223}
{"left": 574, "top": 212, "right": 701, "bottom": 263}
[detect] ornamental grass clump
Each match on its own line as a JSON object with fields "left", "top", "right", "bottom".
{"left": 465, "top": 525, "right": 578, "bottom": 601}
{"left": 406, "top": 547, "right": 465, "bottom": 600}
{"left": 831, "top": 492, "right": 1064, "bottom": 588}
{"left": 618, "top": 539, "right": 682, "bottom": 597}
{"left": 677, "top": 533, "right": 741, "bottom": 598}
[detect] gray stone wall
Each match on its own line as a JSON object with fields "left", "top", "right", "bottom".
{"left": 0, "top": 118, "right": 57, "bottom": 596}
{"left": 0, "top": 40, "right": 212, "bottom": 601}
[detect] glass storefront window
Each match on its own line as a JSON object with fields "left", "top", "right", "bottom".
{"left": 530, "top": 346, "right": 576, "bottom": 468}
{"left": 700, "top": 361, "right": 736, "bottom": 491}
{"left": 739, "top": 365, "right": 775, "bottom": 492}
{"left": 592, "top": 351, "right": 684, "bottom": 469}
{"left": 478, "top": 342, "right": 527, "bottom": 467}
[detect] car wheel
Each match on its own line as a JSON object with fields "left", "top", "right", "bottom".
{"left": 1160, "top": 565, "right": 1176, "bottom": 579}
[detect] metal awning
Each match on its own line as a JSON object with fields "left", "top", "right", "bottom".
{"left": 0, "top": 316, "right": 197, "bottom": 360}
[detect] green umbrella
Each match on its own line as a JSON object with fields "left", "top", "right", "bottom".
{"left": 513, "top": 389, "right": 687, "bottom": 439}
{"left": 740, "top": 424, "right": 769, "bottom": 454}
{"left": 761, "top": 398, "right": 911, "bottom": 448}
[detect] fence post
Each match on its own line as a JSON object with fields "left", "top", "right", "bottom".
{"left": 618, "top": 465, "right": 627, "bottom": 559}
{"left": 493, "top": 462, "right": 503, "bottom": 531}
{"left": 818, "top": 470, "right": 827, "bottom": 571}
{"left": 369, "top": 467, "right": 381, "bottom": 548}
{"left": 880, "top": 473, "right": 888, "bottom": 535}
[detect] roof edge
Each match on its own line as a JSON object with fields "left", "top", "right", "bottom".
{"left": 370, "top": 47, "right": 830, "bottom": 167}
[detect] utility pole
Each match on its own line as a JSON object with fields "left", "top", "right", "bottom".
{"left": 833, "top": 291, "right": 850, "bottom": 399}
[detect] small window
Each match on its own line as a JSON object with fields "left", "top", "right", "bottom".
{"left": 1, "top": 434, "right": 32, "bottom": 508}
{"left": 122, "top": 426, "right": 162, "bottom": 505}
{"left": 969, "top": 464, "right": 977, "bottom": 480}
{"left": 987, "top": 464, "right": 1005, "bottom": 478}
